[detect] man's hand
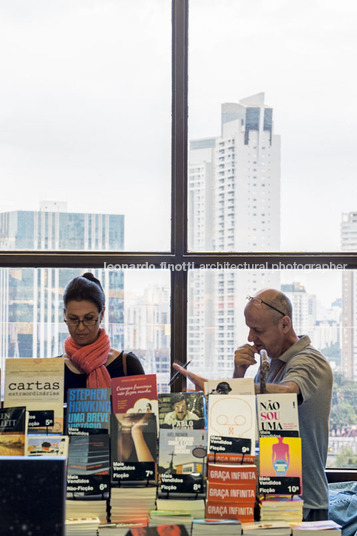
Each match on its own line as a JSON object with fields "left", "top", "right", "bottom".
{"left": 234, "top": 343, "right": 258, "bottom": 378}
{"left": 172, "top": 363, "right": 207, "bottom": 391}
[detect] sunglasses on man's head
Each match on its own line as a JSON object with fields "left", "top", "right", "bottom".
{"left": 246, "top": 295, "right": 286, "bottom": 317}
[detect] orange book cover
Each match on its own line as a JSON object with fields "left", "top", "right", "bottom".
{"left": 206, "top": 501, "right": 255, "bottom": 522}
{"left": 208, "top": 463, "right": 257, "bottom": 484}
{"left": 207, "top": 481, "right": 256, "bottom": 503}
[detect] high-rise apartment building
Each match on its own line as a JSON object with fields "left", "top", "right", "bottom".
{"left": 341, "top": 212, "right": 357, "bottom": 380}
{"left": 0, "top": 204, "right": 125, "bottom": 374}
{"left": 188, "top": 93, "right": 280, "bottom": 378}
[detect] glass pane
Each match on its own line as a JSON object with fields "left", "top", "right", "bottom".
{"left": 188, "top": 0, "right": 357, "bottom": 252}
{"left": 0, "top": 0, "right": 171, "bottom": 251}
{"left": 0, "top": 268, "right": 170, "bottom": 393}
{"left": 187, "top": 268, "right": 357, "bottom": 467}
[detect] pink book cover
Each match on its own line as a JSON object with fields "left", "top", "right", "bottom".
{"left": 111, "top": 374, "right": 158, "bottom": 415}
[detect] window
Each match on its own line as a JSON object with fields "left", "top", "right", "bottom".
{"left": 0, "top": 0, "right": 357, "bottom": 470}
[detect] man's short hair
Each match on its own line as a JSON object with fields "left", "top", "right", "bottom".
{"left": 171, "top": 393, "right": 186, "bottom": 407}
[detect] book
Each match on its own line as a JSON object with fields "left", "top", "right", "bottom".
{"left": 126, "top": 526, "right": 189, "bottom": 536}
{"left": 111, "top": 411, "right": 157, "bottom": 482}
{"left": 98, "top": 521, "right": 149, "bottom": 536}
{"left": 158, "top": 428, "right": 207, "bottom": 496}
{"left": 65, "top": 516, "right": 100, "bottom": 536}
{"left": 158, "top": 392, "right": 206, "bottom": 430}
{"left": 257, "top": 394, "right": 299, "bottom": 437}
{"left": 207, "top": 481, "right": 256, "bottom": 503}
{"left": 242, "top": 522, "right": 292, "bottom": 536}
{"left": 192, "top": 518, "right": 242, "bottom": 536}
{"left": 111, "top": 374, "right": 158, "bottom": 419}
{"left": 207, "top": 452, "right": 255, "bottom": 464}
{"left": 27, "top": 434, "right": 69, "bottom": 457}
{"left": 0, "top": 456, "right": 66, "bottom": 535}
{"left": 67, "top": 434, "right": 110, "bottom": 497}
{"left": 206, "top": 501, "right": 255, "bottom": 522}
{"left": 205, "top": 378, "right": 255, "bottom": 396}
{"left": 156, "top": 497, "right": 206, "bottom": 519}
{"left": 208, "top": 394, "right": 256, "bottom": 457}
{"left": 0, "top": 406, "right": 28, "bottom": 456}
{"left": 207, "top": 463, "right": 257, "bottom": 484}
{"left": 259, "top": 437, "right": 302, "bottom": 496}
{"left": 110, "top": 484, "right": 155, "bottom": 523}
{"left": 4, "top": 357, "right": 65, "bottom": 433}
{"left": 66, "top": 387, "right": 111, "bottom": 435}
{"left": 259, "top": 496, "right": 304, "bottom": 523}
{"left": 292, "top": 521, "right": 342, "bottom": 536}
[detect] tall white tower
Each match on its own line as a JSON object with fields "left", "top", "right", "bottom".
{"left": 188, "top": 93, "right": 281, "bottom": 377}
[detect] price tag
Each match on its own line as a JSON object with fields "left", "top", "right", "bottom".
{"left": 28, "top": 410, "right": 55, "bottom": 428}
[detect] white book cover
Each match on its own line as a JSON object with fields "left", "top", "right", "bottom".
{"left": 204, "top": 378, "right": 254, "bottom": 396}
{"left": 257, "top": 393, "right": 299, "bottom": 437}
{"left": 208, "top": 394, "right": 256, "bottom": 456}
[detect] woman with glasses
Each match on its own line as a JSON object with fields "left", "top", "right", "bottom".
{"left": 63, "top": 272, "right": 144, "bottom": 397}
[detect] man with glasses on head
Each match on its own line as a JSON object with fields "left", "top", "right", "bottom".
{"left": 173, "top": 288, "right": 333, "bottom": 522}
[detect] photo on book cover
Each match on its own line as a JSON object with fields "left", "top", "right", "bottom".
{"left": 158, "top": 393, "right": 206, "bottom": 430}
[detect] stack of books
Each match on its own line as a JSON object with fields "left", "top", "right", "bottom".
{"left": 149, "top": 509, "right": 193, "bottom": 534}
{"left": 292, "top": 521, "right": 342, "bottom": 536}
{"left": 110, "top": 374, "right": 158, "bottom": 523}
{"left": 65, "top": 516, "right": 100, "bottom": 536}
{"left": 259, "top": 496, "right": 304, "bottom": 524}
{"left": 192, "top": 518, "right": 242, "bottom": 535}
{"left": 66, "top": 387, "right": 112, "bottom": 524}
{"left": 242, "top": 521, "right": 292, "bottom": 536}
{"left": 205, "top": 380, "right": 257, "bottom": 523}
{"left": 156, "top": 391, "right": 207, "bottom": 516}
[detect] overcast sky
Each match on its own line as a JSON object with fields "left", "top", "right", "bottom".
{"left": 1, "top": 0, "right": 356, "bottom": 304}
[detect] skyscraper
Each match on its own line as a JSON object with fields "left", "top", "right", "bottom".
{"left": 0, "top": 204, "right": 125, "bottom": 374}
{"left": 341, "top": 212, "right": 357, "bottom": 380}
{"left": 188, "top": 93, "right": 280, "bottom": 377}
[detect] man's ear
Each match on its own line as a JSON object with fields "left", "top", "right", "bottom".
{"left": 280, "top": 315, "right": 291, "bottom": 332}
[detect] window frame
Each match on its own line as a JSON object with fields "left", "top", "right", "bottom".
{"left": 0, "top": 1, "right": 357, "bottom": 472}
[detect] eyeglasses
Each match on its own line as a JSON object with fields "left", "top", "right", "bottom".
{"left": 246, "top": 295, "right": 286, "bottom": 317}
{"left": 64, "top": 317, "right": 100, "bottom": 327}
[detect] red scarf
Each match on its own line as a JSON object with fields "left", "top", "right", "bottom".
{"left": 64, "top": 328, "right": 111, "bottom": 388}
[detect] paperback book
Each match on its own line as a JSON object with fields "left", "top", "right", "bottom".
{"left": 66, "top": 387, "right": 111, "bottom": 435}
{"left": 27, "top": 434, "right": 69, "bottom": 457}
{"left": 158, "top": 392, "right": 206, "bottom": 430}
{"left": 111, "top": 373, "right": 158, "bottom": 418}
{"left": 67, "top": 433, "right": 110, "bottom": 497}
{"left": 259, "top": 437, "right": 302, "bottom": 496}
{"left": 257, "top": 394, "right": 299, "bottom": 437}
{"left": 4, "top": 357, "right": 65, "bottom": 433}
{"left": 208, "top": 394, "right": 256, "bottom": 457}
{"left": 0, "top": 406, "right": 28, "bottom": 456}
{"left": 158, "top": 428, "right": 207, "bottom": 496}
{"left": 205, "top": 378, "right": 254, "bottom": 396}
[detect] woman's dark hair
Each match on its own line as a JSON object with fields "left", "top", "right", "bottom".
{"left": 63, "top": 272, "right": 105, "bottom": 312}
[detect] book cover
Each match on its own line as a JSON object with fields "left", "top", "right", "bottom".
{"left": 259, "top": 437, "right": 302, "bottom": 496}
{"left": 257, "top": 394, "right": 299, "bottom": 437}
{"left": 127, "top": 526, "right": 189, "bottom": 536}
{"left": 206, "top": 502, "right": 255, "bottom": 522}
{"left": 208, "top": 463, "right": 257, "bottom": 484}
{"left": 0, "top": 406, "right": 27, "bottom": 456}
{"left": 158, "top": 392, "right": 206, "bottom": 430}
{"left": 111, "top": 411, "right": 157, "bottom": 482}
{"left": 111, "top": 374, "right": 158, "bottom": 417}
{"left": 208, "top": 394, "right": 255, "bottom": 456}
{"left": 207, "top": 452, "right": 255, "bottom": 464}
{"left": 205, "top": 378, "right": 255, "bottom": 396}
{"left": 158, "top": 428, "right": 207, "bottom": 495}
{"left": 4, "top": 357, "right": 64, "bottom": 433}
{"left": 27, "top": 435, "right": 69, "bottom": 457}
{"left": 66, "top": 387, "right": 111, "bottom": 435}
{"left": 207, "top": 482, "right": 256, "bottom": 503}
{"left": 67, "top": 433, "right": 110, "bottom": 496}
{"left": 292, "top": 521, "right": 342, "bottom": 535}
